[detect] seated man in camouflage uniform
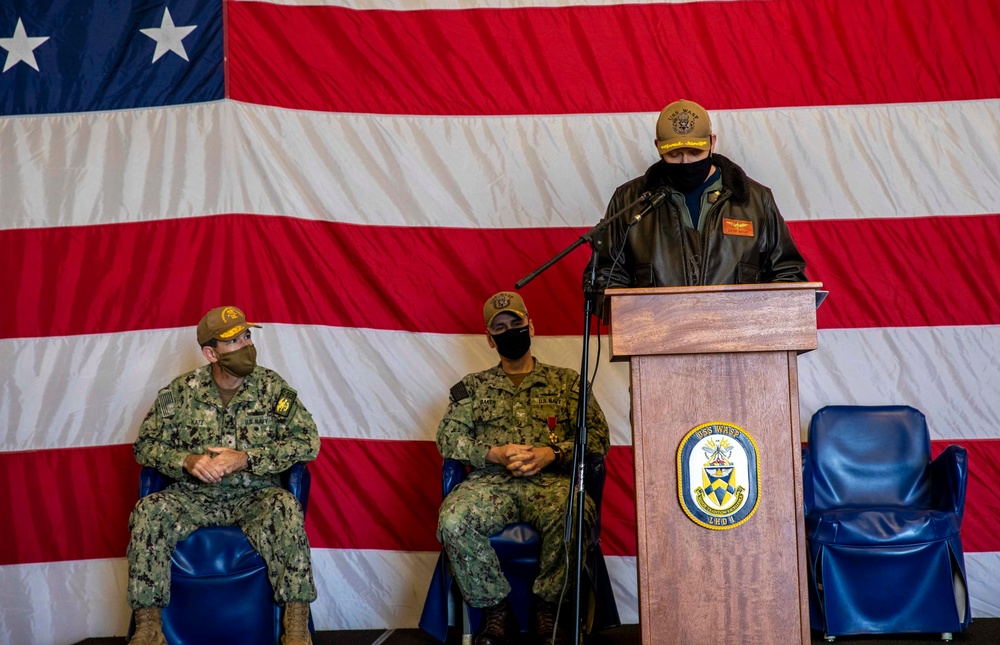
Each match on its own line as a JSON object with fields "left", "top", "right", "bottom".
{"left": 127, "top": 306, "right": 320, "bottom": 645}
{"left": 436, "top": 292, "right": 610, "bottom": 645}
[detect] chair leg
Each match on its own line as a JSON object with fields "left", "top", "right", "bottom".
{"left": 462, "top": 601, "right": 472, "bottom": 645}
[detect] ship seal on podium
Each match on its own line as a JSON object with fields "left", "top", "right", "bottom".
{"left": 677, "top": 421, "right": 761, "bottom": 530}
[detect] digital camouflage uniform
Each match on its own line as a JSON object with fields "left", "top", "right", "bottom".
{"left": 436, "top": 360, "right": 610, "bottom": 608}
{"left": 127, "top": 364, "right": 320, "bottom": 609}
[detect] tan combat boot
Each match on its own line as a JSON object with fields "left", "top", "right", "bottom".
{"left": 129, "top": 607, "right": 166, "bottom": 645}
{"left": 281, "top": 601, "right": 312, "bottom": 645}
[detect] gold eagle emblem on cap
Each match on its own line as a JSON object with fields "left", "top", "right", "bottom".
{"left": 671, "top": 109, "right": 698, "bottom": 135}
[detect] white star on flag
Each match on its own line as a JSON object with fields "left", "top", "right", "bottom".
{"left": 140, "top": 7, "right": 197, "bottom": 63}
{"left": 0, "top": 18, "right": 50, "bottom": 73}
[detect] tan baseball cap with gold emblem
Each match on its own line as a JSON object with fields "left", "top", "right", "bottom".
{"left": 655, "top": 99, "right": 713, "bottom": 155}
{"left": 196, "top": 306, "right": 262, "bottom": 345}
{"left": 483, "top": 291, "right": 528, "bottom": 326}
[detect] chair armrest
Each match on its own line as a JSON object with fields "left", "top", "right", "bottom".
{"left": 281, "top": 462, "right": 311, "bottom": 512}
{"left": 139, "top": 463, "right": 310, "bottom": 512}
{"left": 930, "top": 444, "right": 967, "bottom": 521}
{"left": 442, "top": 458, "right": 468, "bottom": 499}
{"left": 801, "top": 445, "right": 813, "bottom": 516}
{"left": 138, "top": 467, "right": 175, "bottom": 498}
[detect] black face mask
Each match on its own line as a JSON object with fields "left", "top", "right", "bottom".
{"left": 491, "top": 326, "right": 531, "bottom": 360}
{"left": 662, "top": 155, "right": 714, "bottom": 193}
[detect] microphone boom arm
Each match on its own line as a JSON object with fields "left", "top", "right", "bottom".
{"left": 513, "top": 186, "right": 664, "bottom": 645}
{"left": 514, "top": 189, "right": 663, "bottom": 290}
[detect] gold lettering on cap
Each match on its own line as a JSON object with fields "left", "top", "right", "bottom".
{"left": 218, "top": 324, "right": 247, "bottom": 339}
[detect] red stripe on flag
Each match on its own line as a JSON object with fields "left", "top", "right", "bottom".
{"left": 2, "top": 438, "right": 998, "bottom": 565}
{"left": 227, "top": 0, "right": 1000, "bottom": 115}
{"left": 794, "top": 214, "right": 1000, "bottom": 331}
{"left": 0, "top": 438, "right": 444, "bottom": 566}
{"left": 3, "top": 214, "right": 1000, "bottom": 340}
{"left": 0, "top": 445, "right": 141, "bottom": 566}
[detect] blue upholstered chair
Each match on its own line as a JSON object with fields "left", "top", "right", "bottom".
{"left": 419, "top": 452, "right": 620, "bottom": 641}
{"left": 128, "top": 463, "right": 311, "bottom": 645}
{"left": 803, "top": 406, "right": 970, "bottom": 641}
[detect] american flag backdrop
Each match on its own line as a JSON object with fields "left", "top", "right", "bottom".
{"left": 1, "top": 0, "right": 999, "bottom": 643}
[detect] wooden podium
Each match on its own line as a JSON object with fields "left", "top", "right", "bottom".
{"left": 606, "top": 283, "right": 823, "bottom": 645}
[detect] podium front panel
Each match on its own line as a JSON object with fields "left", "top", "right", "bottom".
{"left": 630, "top": 350, "right": 809, "bottom": 645}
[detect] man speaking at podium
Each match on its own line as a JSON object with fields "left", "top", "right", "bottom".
{"left": 591, "top": 99, "right": 807, "bottom": 303}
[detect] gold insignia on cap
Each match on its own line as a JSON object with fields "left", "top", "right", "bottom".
{"left": 670, "top": 109, "right": 699, "bottom": 135}
{"left": 492, "top": 293, "right": 511, "bottom": 308}
{"left": 659, "top": 139, "right": 709, "bottom": 151}
{"left": 220, "top": 307, "right": 240, "bottom": 322}
{"left": 218, "top": 324, "right": 247, "bottom": 339}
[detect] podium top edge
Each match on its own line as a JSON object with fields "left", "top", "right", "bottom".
{"left": 604, "top": 282, "right": 825, "bottom": 297}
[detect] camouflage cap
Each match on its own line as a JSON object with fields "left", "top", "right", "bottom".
{"left": 196, "top": 306, "right": 262, "bottom": 345}
{"left": 655, "top": 99, "right": 713, "bottom": 155}
{"left": 483, "top": 291, "right": 528, "bottom": 326}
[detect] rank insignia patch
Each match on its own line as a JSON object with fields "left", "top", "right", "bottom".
{"left": 274, "top": 388, "right": 297, "bottom": 418}
{"left": 677, "top": 421, "right": 760, "bottom": 530}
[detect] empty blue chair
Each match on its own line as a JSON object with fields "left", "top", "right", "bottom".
{"left": 803, "top": 405, "right": 969, "bottom": 641}
{"left": 128, "top": 463, "right": 311, "bottom": 645}
{"left": 419, "top": 452, "right": 620, "bottom": 641}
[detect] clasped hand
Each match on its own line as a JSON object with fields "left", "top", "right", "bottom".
{"left": 183, "top": 447, "right": 248, "bottom": 484}
{"left": 490, "top": 443, "right": 554, "bottom": 478}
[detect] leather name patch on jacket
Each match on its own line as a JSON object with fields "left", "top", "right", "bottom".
{"left": 722, "top": 218, "right": 754, "bottom": 237}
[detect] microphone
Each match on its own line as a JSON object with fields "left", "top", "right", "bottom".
{"left": 631, "top": 188, "right": 667, "bottom": 224}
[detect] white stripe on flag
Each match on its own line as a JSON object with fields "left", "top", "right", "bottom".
{"left": 3, "top": 324, "right": 999, "bottom": 452}
{"left": 3, "top": 100, "right": 998, "bottom": 231}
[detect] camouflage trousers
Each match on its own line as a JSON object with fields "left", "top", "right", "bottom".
{"left": 437, "top": 471, "right": 596, "bottom": 608}
{"left": 127, "top": 482, "right": 317, "bottom": 608}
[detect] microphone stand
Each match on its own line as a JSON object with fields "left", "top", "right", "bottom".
{"left": 515, "top": 190, "right": 662, "bottom": 644}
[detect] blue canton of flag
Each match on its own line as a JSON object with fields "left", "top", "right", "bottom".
{"left": 0, "top": 1, "right": 223, "bottom": 116}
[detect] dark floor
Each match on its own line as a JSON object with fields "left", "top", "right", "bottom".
{"left": 76, "top": 619, "right": 996, "bottom": 644}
